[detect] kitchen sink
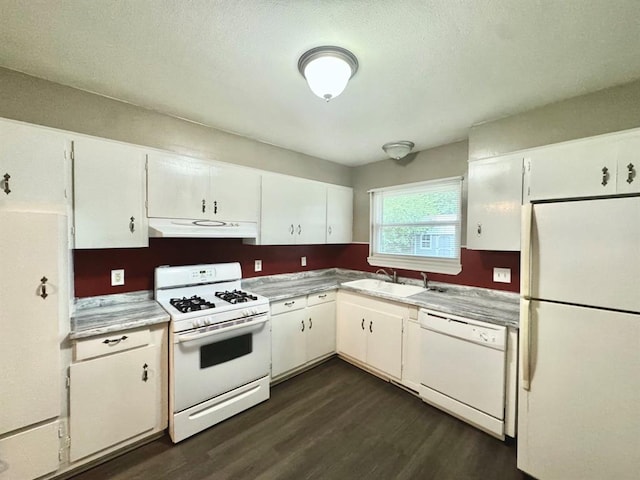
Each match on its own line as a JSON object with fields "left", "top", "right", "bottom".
{"left": 341, "top": 278, "right": 426, "bottom": 297}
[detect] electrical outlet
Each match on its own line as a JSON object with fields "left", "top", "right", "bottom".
{"left": 111, "top": 269, "right": 125, "bottom": 286}
{"left": 301, "top": 256, "right": 307, "bottom": 267}
{"left": 493, "top": 267, "right": 511, "bottom": 283}
{"left": 254, "top": 260, "right": 262, "bottom": 272}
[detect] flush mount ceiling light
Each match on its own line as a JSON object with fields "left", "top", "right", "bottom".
{"left": 298, "top": 46, "right": 358, "bottom": 102}
{"left": 382, "top": 141, "right": 415, "bottom": 160}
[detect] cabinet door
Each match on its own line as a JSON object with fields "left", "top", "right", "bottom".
{"left": 306, "top": 302, "right": 336, "bottom": 361}
{"left": 326, "top": 185, "right": 353, "bottom": 244}
{"left": 401, "top": 319, "right": 421, "bottom": 392}
{"left": 0, "top": 118, "right": 69, "bottom": 213}
{"left": 527, "top": 137, "right": 616, "bottom": 201}
{"left": 467, "top": 155, "right": 522, "bottom": 251}
{"left": 0, "top": 421, "right": 60, "bottom": 480}
{"left": 271, "top": 310, "right": 307, "bottom": 378}
{"left": 615, "top": 134, "right": 640, "bottom": 194}
{"left": 366, "top": 308, "right": 403, "bottom": 379}
{"left": 210, "top": 164, "right": 260, "bottom": 222}
{"left": 0, "top": 212, "right": 63, "bottom": 436}
{"left": 260, "top": 175, "right": 301, "bottom": 244}
{"left": 69, "top": 345, "right": 157, "bottom": 462}
{"left": 73, "top": 137, "right": 148, "bottom": 248}
{"left": 297, "top": 180, "right": 327, "bottom": 245}
{"left": 336, "top": 301, "right": 367, "bottom": 363}
{"left": 147, "top": 152, "right": 210, "bottom": 219}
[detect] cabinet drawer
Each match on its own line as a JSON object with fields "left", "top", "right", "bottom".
{"left": 270, "top": 296, "right": 306, "bottom": 315}
{"left": 307, "top": 290, "right": 336, "bottom": 306}
{"left": 74, "top": 328, "right": 151, "bottom": 361}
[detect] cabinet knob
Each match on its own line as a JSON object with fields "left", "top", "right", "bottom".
{"left": 476, "top": 223, "right": 482, "bottom": 236}
{"left": 39, "top": 276, "right": 48, "bottom": 299}
{"left": 601, "top": 166, "right": 609, "bottom": 186}
{"left": 129, "top": 216, "right": 135, "bottom": 233}
{"left": 2, "top": 173, "right": 10, "bottom": 195}
{"left": 627, "top": 163, "right": 636, "bottom": 184}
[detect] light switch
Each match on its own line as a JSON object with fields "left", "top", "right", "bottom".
{"left": 493, "top": 268, "right": 511, "bottom": 283}
{"left": 111, "top": 269, "right": 125, "bottom": 286}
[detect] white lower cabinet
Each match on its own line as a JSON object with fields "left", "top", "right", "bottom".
{"left": 69, "top": 326, "right": 167, "bottom": 462}
{"left": 271, "top": 291, "right": 336, "bottom": 379}
{"left": 336, "top": 291, "right": 406, "bottom": 380}
{"left": 0, "top": 421, "right": 60, "bottom": 480}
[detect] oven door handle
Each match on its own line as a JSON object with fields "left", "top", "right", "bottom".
{"left": 175, "top": 314, "right": 269, "bottom": 344}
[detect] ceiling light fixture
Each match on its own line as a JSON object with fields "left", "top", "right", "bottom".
{"left": 298, "top": 46, "right": 358, "bottom": 102}
{"left": 382, "top": 141, "right": 415, "bottom": 160}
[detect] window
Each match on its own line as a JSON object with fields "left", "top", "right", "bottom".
{"left": 368, "top": 176, "right": 462, "bottom": 274}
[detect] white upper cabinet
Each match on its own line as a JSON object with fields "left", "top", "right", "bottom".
{"left": 467, "top": 154, "right": 523, "bottom": 251}
{"left": 257, "top": 174, "right": 327, "bottom": 245}
{"left": 147, "top": 153, "right": 261, "bottom": 222}
{"left": 209, "top": 163, "right": 260, "bottom": 222}
{"left": 326, "top": 185, "right": 353, "bottom": 244}
{"left": 147, "top": 152, "right": 210, "bottom": 219}
{"left": 73, "top": 137, "right": 148, "bottom": 249}
{"left": 615, "top": 134, "right": 640, "bottom": 194}
{"left": 525, "top": 129, "right": 640, "bottom": 202}
{"left": 0, "top": 118, "right": 69, "bottom": 213}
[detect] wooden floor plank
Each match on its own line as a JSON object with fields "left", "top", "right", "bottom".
{"left": 70, "top": 358, "right": 526, "bottom": 480}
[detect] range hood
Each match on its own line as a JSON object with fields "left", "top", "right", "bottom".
{"left": 148, "top": 218, "right": 258, "bottom": 239}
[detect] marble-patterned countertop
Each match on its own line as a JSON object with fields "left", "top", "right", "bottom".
{"left": 70, "top": 291, "right": 170, "bottom": 340}
{"left": 243, "top": 269, "right": 519, "bottom": 329}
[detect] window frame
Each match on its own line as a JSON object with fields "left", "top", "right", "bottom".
{"left": 367, "top": 176, "right": 463, "bottom": 275}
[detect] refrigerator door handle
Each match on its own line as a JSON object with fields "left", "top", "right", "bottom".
{"left": 520, "top": 298, "right": 531, "bottom": 391}
{"left": 521, "top": 203, "right": 533, "bottom": 297}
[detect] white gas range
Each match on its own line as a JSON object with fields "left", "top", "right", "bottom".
{"left": 155, "top": 263, "right": 271, "bottom": 443}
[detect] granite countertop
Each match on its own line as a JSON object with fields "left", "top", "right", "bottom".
{"left": 243, "top": 269, "right": 519, "bottom": 329}
{"left": 70, "top": 291, "right": 170, "bottom": 340}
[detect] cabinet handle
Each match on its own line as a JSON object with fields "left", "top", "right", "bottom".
{"left": 102, "top": 335, "right": 128, "bottom": 345}
{"left": 309, "top": 318, "right": 313, "bottom": 329}
{"left": 284, "top": 300, "right": 295, "bottom": 307}
{"left": 129, "top": 216, "right": 135, "bottom": 233}
{"left": 39, "top": 276, "right": 48, "bottom": 299}
{"left": 214, "top": 200, "right": 218, "bottom": 214}
{"left": 318, "top": 294, "right": 327, "bottom": 299}
{"left": 476, "top": 223, "right": 482, "bottom": 236}
{"left": 142, "top": 363, "right": 149, "bottom": 382}
{"left": 301, "top": 319, "right": 305, "bottom": 332}
{"left": 601, "top": 166, "right": 609, "bottom": 186}
{"left": 289, "top": 224, "right": 294, "bottom": 235}
{"left": 361, "top": 318, "right": 365, "bottom": 330}
{"left": 369, "top": 320, "right": 373, "bottom": 333}
{"left": 2, "top": 173, "right": 10, "bottom": 195}
{"left": 328, "top": 226, "right": 332, "bottom": 235}
{"left": 627, "top": 163, "right": 636, "bottom": 184}
{"left": 297, "top": 224, "right": 302, "bottom": 235}
{"left": 202, "top": 199, "right": 206, "bottom": 213}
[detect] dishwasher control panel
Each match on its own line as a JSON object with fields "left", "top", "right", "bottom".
{"left": 419, "top": 309, "right": 506, "bottom": 351}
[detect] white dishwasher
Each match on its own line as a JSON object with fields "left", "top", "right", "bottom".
{"left": 419, "top": 309, "right": 507, "bottom": 439}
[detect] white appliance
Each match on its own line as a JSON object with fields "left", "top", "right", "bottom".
{"left": 518, "top": 196, "right": 640, "bottom": 479}
{"left": 419, "top": 309, "right": 507, "bottom": 438}
{"left": 155, "top": 263, "right": 271, "bottom": 443}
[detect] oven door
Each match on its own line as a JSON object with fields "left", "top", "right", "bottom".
{"left": 172, "top": 313, "right": 270, "bottom": 413}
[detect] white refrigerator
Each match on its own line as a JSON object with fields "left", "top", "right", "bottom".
{"left": 518, "top": 196, "right": 640, "bottom": 480}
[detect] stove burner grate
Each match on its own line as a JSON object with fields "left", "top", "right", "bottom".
{"left": 170, "top": 295, "right": 216, "bottom": 313}
{"left": 215, "top": 289, "right": 258, "bottom": 305}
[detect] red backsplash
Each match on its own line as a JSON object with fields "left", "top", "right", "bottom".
{"left": 73, "top": 239, "right": 520, "bottom": 297}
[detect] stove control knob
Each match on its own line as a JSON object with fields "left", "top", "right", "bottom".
{"left": 193, "top": 318, "right": 204, "bottom": 328}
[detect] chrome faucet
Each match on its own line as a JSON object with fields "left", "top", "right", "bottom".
{"left": 420, "top": 272, "right": 429, "bottom": 289}
{"left": 376, "top": 268, "right": 397, "bottom": 283}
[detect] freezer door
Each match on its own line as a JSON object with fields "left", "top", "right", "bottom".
{"left": 528, "top": 196, "right": 640, "bottom": 312}
{"left": 518, "top": 301, "right": 640, "bottom": 479}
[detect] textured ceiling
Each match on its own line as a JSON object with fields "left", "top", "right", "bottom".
{"left": 1, "top": 0, "right": 640, "bottom": 166}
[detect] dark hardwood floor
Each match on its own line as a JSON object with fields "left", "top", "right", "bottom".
{"left": 71, "top": 358, "right": 526, "bottom": 480}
